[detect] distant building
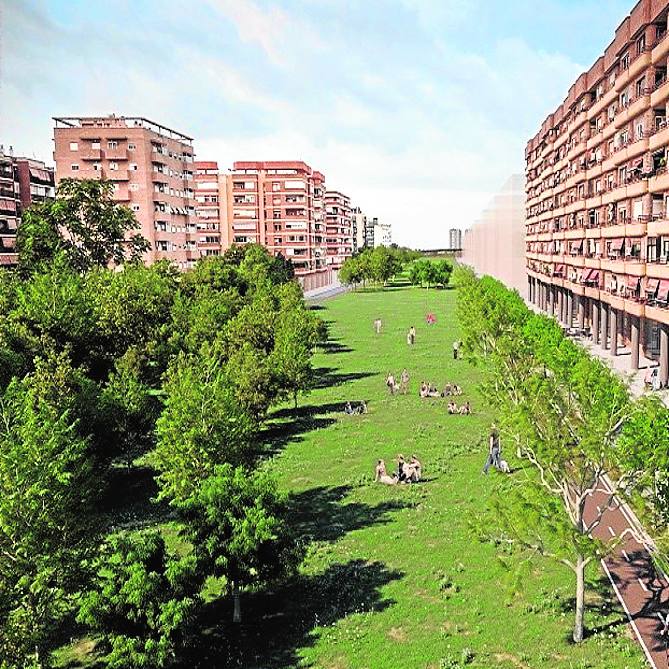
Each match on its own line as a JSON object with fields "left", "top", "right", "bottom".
{"left": 448, "top": 228, "right": 462, "bottom": 251}
{"left": 324, "top": 190, "right": 353, "bottom": 269}
{"left": 461, "top": 175, "right": 525, "bottom": 295}
{"left": 372, "top": 219, "right": 392, "bottom": 248}
{"left": 194, "top": 161, "right": 226, "bottom": 257}
{"left": 53, "top": 115, "right": 197, "bottom": 270}
{"left": 0, "top": 145, "right": 55, "bottom": 267}
{"left": 351, "top": 206, "right": 366, "bottom": 253}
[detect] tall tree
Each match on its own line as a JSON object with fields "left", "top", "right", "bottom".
{"left": 176, "top": 465, "right": 301, "bottom": 623}
{"left": 17, "top": 179, "right": 149, "bottom": 274}
{"left": 77, "top": 530, "right": 198, "bottom": 669}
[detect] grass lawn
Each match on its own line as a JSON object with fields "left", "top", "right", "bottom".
{"left": 55, "top": 284, "right": 646, "bottom": 669}
{"left": 230, "top": 284, "right": 645, "bottom": 669}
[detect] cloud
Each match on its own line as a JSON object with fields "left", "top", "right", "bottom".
{"left": 0, "top": 0, "right": 614, "bottom": 247}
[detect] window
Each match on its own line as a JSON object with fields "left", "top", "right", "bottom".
{"left": 71, "top": 164, "right": 79, "bottom": 171}
{"left": 637, "top": 35, "right": 646, "bottom": 54}
{"left": 129, "top": 183, "right": 139, "bottom": 191}
{"left": 621, "top": 51, "right": 630, "bottom": 70}
{"left": 107, "top": 140, "right": 118, "bottom": 149}
{"left": 129, "top": 163, "right": 138, "bottom": 171}
{"left": 109, "top": 161, "right": 118, "bottom": 171}
{"left": 132, "top": 204, "right": 140, "bottom": 212}
{"left": 69, "top": 142, "right": 78, "bottom": 151}
{"left": 93, "top": 162, "right": 101, "bottom": 171}
{"left": 128, "top": 143, "right": 136, "bottom": 151}
{"left": 91, "top": 141, "right": 101, "bottom": 150}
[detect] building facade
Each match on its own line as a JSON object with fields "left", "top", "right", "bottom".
{"left": 194, "top": 161, "right": 226, "bottom": 257}
{"left": 324, "top": 190, "right": 353, "bottom": 269}
{"left": 449, "top": 228, "right": 463, "bottom": 251}
{"left": 225, "top": 160, "right": 332, "bottom": 290}
{"left": 462, "top": 175, "right": 526, "bottom": 295}
{"left": 53, "top": 115, "right": 198, "bottom": 269}
{"left": 0, "top": 146, "right": 55, "bottom": 267}
{"left": 526, "top": 1, "right": 669, "bottom": 384}
{"left": 372, "top": 219, "right": 392, "bottom": 248}
{"left": 351, "top": 206, "right": 366, "bottom": 253}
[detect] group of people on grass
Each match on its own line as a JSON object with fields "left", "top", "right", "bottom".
{"left": 386, "top": 369, "right": 410, "bottom": 395}
{"left": 447, "top": 400, "right": 471, "bottom": 415}
{"left": 419, "top": 381, "right": 462, "bottom": 398}
{"left": 344, "top": 400, "right": 367, "bottom": 415}
{"left": 375, "top": 454, "right": 422, "bottom": 485}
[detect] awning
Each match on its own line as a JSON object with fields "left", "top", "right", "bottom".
{"left": 554, "top": 264, "right": 565, "bottom": 276}
{"left": 609, "top": 239, "right": 624, "bottom": 252}
{"left": 29, "top": 167, "right": 50, "bottom": 182}
{"left": 658, "top": 279, "right": 669, "bottom": 303}
{"left": 584, "top": 269, "right": 600, "bottom": 284}
{"left": 646, "top": 278, "right": 660, "bottom": 294}
{"left": 626, "top": 276, "right": 640, "bottom": 291}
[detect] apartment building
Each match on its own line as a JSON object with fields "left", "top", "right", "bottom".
{"left": 0, "top": 146, "right": 55, "bottom": 267}
{"left": 372, "top": 219, "right": 392, "bottom": 248}
{"left": 194, "top": 161, "right": 230, "bottom": 257}
{"left": 351, "top": 206, "right": 366, "bottom": 252}
{"left": 462, "top": 175, "right": 526, "bottom": 295}
{"left": 225, "top": 160, "right": 332, "bottom": 290}
{"left": 525, "top": 0, "right": 669, "bottom": 382}
{"left": 449, "top": 228, "right": 463, "bottom": 251}
{"left": 53, "top": 115, "right": 197, "bottom": 269}
{"left": 324, "top": 190, "right": 353, "bottom": 269}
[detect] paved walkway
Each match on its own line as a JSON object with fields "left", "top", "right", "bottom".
{"left": 528, "top": 300, "right": 669, "bottom": 665}
{"left": 303, "top": 281, "right": 348, "bottom": 302}
{"left": 586, "top": 481, "right": 669, "bottom": 668}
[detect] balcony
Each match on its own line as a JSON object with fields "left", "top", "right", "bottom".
{"left": 649, "top": 167, "right": 669, "bottom": 193}
{"left": 80, "top": 148, "right": 102, "bottom": 161}
{"left": 105, "top": 148, "right": 128, "bottom": 161}
{"left": 653, "top": 31, "right": 669, "bottom": 65}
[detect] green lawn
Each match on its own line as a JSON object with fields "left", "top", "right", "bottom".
{"left": 232, "top": 285, "right": 645, "bottom": 669}
{"left": 56, "top": 284, "right": 645, "bottom": 669}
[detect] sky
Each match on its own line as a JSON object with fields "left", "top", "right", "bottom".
{"left": 0, "top": 0, "right": 635, "bottom": 247}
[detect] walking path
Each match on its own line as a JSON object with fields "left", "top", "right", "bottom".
{"left": 529, "top": 299, "right": 669, "bottom": 665}
{"left": 586, "top": 481, "right": 669, "bottom": 668}
{"left": 303, "top": 281, "right": 348, "bottom": 302}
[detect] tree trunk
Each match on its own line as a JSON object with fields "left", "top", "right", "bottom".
{"left": 293, "top": 390, "right": 298, "bottom": 411}
{"left": 233, "top": 583, "right": 242, "bottom": 623}
{"left": 573, "top": 553, "right": 586, "bottom": 642}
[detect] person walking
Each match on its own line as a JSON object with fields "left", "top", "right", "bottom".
{"left": 483, "top": 425, "right": 501, "bottom": 475}
{"left": 400, "top": 368, "right": 410, "bottom": 394}
{"left": 374, "top": 318, "right": 382, "bottom": 334}
{"left": 452, "top": 340, "right": 460, "bottom": 360}
{"left": 409, "top": 325, "right": 416, "bottom": 346}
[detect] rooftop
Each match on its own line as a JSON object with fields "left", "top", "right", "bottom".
{"left": 53, "top": 115, "right": 193, "bottom": 143}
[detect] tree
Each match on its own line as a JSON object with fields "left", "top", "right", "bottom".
{"left": 152, "top": 346, "right": 255, "bottom": 504}
{"left": 176, "top": 465, "right": 301, "bottom": 623}
{"left": 0, "top": 370, "right": 94, "bottom": 666}
{"left": 17, "top": 179, "right": 149, "bottom": 274}
{"left": 77, "top": 530, "right": 198, "bottom": 669}
{"left": 458, "top": 271, "right": 643, "bottom": 642}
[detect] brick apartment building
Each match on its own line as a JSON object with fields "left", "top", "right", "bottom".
{"left": 194, "top": 160, "right": 229, "bottom": 257}
{"left": 216, "top": 160, "right": 335, "bottom": 291}
{"left": 0, "top": 146, "right": 55, "bottom": 267}
{"left": 53, "top": 116, "right": 198, "bottom": 269}
{"left": 525, "top": 0, "right": 669, "bottom": 384}
{"left": 324, "top": 190, "right": 353, "bottom": 269}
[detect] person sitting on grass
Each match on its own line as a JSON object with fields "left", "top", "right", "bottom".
{"left": 375, "top": 459, "right": 397, "bottom": 485}
{"left": 458, "top": 401, "right": 471, "bottom": 415}
{"left": 442, "top": 382, "right": 452, "bottom": 397}
{"left": 405, "top": 454, "right": 422, "bottom": 482}
{"left": 428, "top": 383, "right": 440, "bottom": 398}
{"left": 452, "top": 384, "right": 462, "bottom": 396}
{"left": 344, "top": 401, "right": 354, "bottom": 415}
{"left": 420, "top": 381, "right": 429, "bottom": 398}
{"left": 396, "top": 454, "right": 408, "bottom": 482}
{"left": 447, "top": 401, "right": 457, "bottom": 414}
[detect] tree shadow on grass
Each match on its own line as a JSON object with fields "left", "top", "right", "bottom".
{"left": 288, "top": 484, "right": 412, "bottom": 543}
{"left": 312, "top": 366, "right": 377, "bottom": 389}
{"left": 319, "top": 340, "right": 354, "bottom": 355}
{"left": 188, "top": 559, "right": 403, "bottom": 669}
